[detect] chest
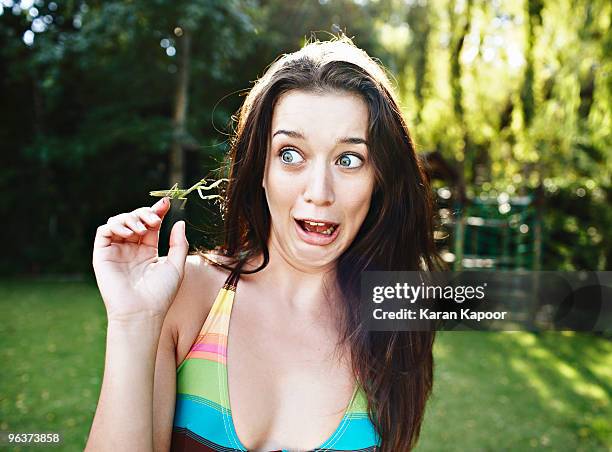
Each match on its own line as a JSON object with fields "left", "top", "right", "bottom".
{"left": 176, "top": 285, "right": 357, "bottom": 451}
{"left": 227, "top": 293, "right": 356, "bottom": 450}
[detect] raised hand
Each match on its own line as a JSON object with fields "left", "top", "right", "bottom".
{"left": 92, "top": 197, "right": 189, "bottom": 322}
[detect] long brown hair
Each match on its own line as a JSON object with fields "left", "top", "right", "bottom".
{"left": 198, "top": 36, "right": 440, "bottom": 451}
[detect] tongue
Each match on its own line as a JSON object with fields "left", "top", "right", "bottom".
{"left": 303, "top": 222, "right": 333, "bottom": 234}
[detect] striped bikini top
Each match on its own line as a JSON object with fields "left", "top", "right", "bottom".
{"left": 171, "top": 270, "right": 381, "bottom": 451}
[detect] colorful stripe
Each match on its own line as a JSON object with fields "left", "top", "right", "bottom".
{"left": 172, "top": 283, "right": 381, "bottom": 451}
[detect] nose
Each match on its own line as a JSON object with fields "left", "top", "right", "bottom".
{"left": 303, "top": 162, "right": 335, "bottom": 206}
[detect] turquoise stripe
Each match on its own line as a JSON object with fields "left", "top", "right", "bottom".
{"left": 322, "top": 417, "right": 381, "bottom": 450}
{"left": 174, "top": 395, "right": 380, "bottom": 451}
{"left": 173, "top": 394, "right": 247, "bottom": 450}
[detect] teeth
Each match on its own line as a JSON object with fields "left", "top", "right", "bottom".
{"left": 321, "top": 226, "right": 335, "bottom": 235}
{"left": 298, "top": 219, "right": 337, "bottom": 235}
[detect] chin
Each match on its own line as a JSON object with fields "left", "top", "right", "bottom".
{"left": 291, "top": 244, "right": 342, "bottom": 270}
{"left": 271, "top": 224, "right": 350, "bottom": 270}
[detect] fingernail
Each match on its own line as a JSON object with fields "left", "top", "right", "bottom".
{"left": 136, "top": 221, "right": 146, "bottom": 231}
{"left": 153, "top": 197, "right": 166, "bottom": 208}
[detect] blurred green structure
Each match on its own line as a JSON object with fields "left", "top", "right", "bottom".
{"left": 443, "top": 195, "right": 542, "bottom": 271}
{"left": 435, "top": 193, "right": 545, "bottom": 330}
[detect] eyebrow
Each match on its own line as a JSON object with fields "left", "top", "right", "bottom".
{"left": 272, "top": 129, "right": 368, "bottom": 146}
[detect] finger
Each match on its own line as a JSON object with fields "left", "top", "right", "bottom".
{"left": 94, "top": 224, "right": 114, "bottom": 249}
{"left": 132, "top": 207, "right": 162, "bottom": 229}
{"left": 139, "top": 198, "right": 169, "bottom": 248}
{"left": 132, "top": 208, "right": 163, "bottom": 248}
{"left": 108, "top": 221, "right": 137, "bottom": 240}
{"left": 151, "top": 197, "right": 171, "bottom": 220}
{"left": 93, "top": 224, "right": 128, "bottom": 256}
{"left": 166, "top": 221, "right": 189, "bottom": 278}
{"left": 140, "top": 221, "right": 160, "bottom": 248}
{"left": 107, "top": 213, "right": 132, "bottom": 228}
{"left": 107, "top": 213, "right": 143, "bottom": 244}
{"left": 123, "top": 213, "right": 148, "bottom": 236}
{"left": 135, "top": 208, "right": 163, "bottom": 248}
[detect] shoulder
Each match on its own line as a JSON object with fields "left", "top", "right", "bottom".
{"left": 174, "top": 252, "right": 232, "bottom": 317}
{"left": 163, "top": 252, "right": 231, "bottom": 357}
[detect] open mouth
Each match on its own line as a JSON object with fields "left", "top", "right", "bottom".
{"left": 295, "top": 219, "right": 339, "bottom": 236}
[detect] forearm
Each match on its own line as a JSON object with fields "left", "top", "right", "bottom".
{"left": 85, "top": 316, "right": 164, "bottom": 452}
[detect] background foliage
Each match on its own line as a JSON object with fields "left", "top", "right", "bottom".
{"left": 1, "top": 0, "right": 610, "bottom": 274}
{"left": 1, "top": 2, "right": 610, "bottom": 450}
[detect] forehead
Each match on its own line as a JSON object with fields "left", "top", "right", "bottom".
{"left": 271, "top": 90, "right": 369, "bottom": 139}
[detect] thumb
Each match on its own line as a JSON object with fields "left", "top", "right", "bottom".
{"left": 167, "top": 220, "right": 189, "bottom": 277}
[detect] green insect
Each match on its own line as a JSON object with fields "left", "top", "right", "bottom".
{"left": 149, "top": 178, "right": 228, "bottom": 209}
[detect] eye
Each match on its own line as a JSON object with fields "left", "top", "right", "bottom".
{"left": 336, "top": 153, "right": 364, "bottom": 168}
{"left": 279, "top": 148, "right": 304, "bottom": 165}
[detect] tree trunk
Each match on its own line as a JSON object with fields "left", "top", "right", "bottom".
{"left": 407, "top": 3, "right": 431, "bottom": 126}
{"left": 448, "top": 0, "right": 472, "bottom": 269}
{"left": 522, "top": 0, "right": 544, "bottom": 271}
{"left": 169, "top": 28, "right": 191, "bottom": 219}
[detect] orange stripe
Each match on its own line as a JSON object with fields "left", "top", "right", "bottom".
{"left": 186, "top": 350, "right": 227, "bottom": 364}
{"left": 193, "top": 333, "right": 227, "bottom": 348}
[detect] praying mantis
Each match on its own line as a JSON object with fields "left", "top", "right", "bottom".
{"left": 149, "top": 178, "right": 228, "bottom": 209}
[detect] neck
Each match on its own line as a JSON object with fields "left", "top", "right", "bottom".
{"left": 246, "top": 240, "right": 341, "bottom": 318}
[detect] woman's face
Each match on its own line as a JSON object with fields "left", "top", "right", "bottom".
{"left": 263, "top": 89, "right": 375, "bottom": 272}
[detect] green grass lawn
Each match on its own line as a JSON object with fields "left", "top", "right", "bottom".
{"left": 0, "top": 279, "right": 610, "bottom": 451}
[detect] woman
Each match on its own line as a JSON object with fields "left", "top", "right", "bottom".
{"left": 86, "top": 37, "right": 439, "bottom": 452}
